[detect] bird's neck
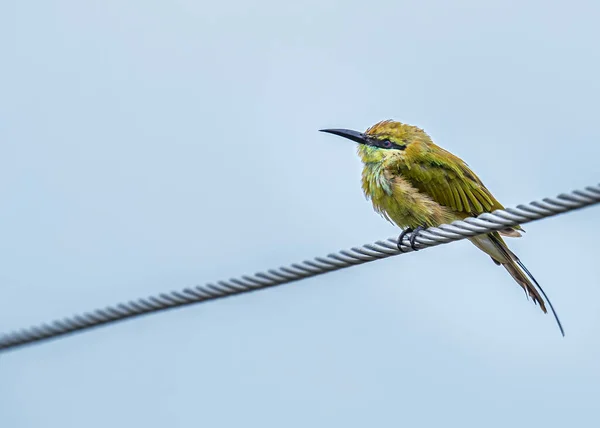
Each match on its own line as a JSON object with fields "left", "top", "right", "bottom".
{"left": 358, "top": 146, "right": 399, "bottom": 198}
{"left": 361, "top": 160, "right": 393, "bottom": 198}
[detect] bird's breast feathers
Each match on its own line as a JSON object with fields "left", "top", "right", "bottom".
{"left": 361, "top": 163, "right": 454, "bottom": 228}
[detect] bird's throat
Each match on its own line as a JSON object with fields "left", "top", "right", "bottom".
{"left": 361, "top": 161, "right": 393, "bottom": 198}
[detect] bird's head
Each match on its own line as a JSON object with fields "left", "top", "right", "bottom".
{"left": 320, "top": 120, "right": 430, "bottom": 164}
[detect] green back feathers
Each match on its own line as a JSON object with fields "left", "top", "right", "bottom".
{"left": 399, "top": 143, "right": 504, "bottom": 216}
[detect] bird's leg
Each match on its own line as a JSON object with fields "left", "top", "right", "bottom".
{"left": 409, "top": 226, "right": 426, "bottom": 251}
{"left": 396, "top": 228, "right": 413, "bottom": 252}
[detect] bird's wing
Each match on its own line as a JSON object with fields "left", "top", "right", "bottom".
{"left": 398, "top": 143, "right": 513, "bottom": 219}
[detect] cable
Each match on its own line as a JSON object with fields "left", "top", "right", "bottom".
{"left": 1, "top": 183, "right": 599, "bottom": 352}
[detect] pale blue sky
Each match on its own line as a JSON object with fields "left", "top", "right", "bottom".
{"left": 1, "top": 1, "right": 600, "bottom": 427}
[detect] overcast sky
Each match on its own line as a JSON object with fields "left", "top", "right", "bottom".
{"left": 2, "top": 1, "right": 600, "bottom": 427}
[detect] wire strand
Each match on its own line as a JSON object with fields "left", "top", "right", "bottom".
{"left": 1, "top": 183, "right": 599, "bottom": 352}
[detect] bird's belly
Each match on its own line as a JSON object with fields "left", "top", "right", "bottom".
{"left": 371, "top": 192, "right": 429, "bottom": 229}
{"left": 364, "top": 173, "right": 454, "bottom": 229}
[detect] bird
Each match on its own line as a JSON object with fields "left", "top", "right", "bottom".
{"left": 320, "top": 120, "right": 564, "bottom": 336}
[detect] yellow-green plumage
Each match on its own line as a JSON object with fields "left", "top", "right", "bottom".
{"left": 359, "top": 120, "right": 509, "bottom": 228}
{"left": 321, "top": 119, "right": 563, "bottom": 335}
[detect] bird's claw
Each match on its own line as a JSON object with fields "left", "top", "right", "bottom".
{"left": 397, "top": 226, "right": 426, "bottom": 252}
{"left": 397, "top": 228, "right": 413, "bottom": 252}
{"left": 409, "top": 226, "right": 425, "bottom": 251}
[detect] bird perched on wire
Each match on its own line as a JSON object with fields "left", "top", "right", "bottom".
{"left": 321, "top": 120, "right": 563, "bottom": 336}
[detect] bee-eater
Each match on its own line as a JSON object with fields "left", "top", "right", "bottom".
{"left": 321, "top": 120, "right": 563, "bottom": 335}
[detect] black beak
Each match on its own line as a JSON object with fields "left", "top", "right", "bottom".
{"left": 319, "top": 128, "right": 368, "bottom": 145}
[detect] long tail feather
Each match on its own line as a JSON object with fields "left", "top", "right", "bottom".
{"left": 513, "top": 258, "right": 565, "bottom": 337}
{"left": 469, "top": 233, "right": 565, "bottom": 336}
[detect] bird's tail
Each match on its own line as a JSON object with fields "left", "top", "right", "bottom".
{"left": 468, "top": 232, "right": 564, "bottom": 336}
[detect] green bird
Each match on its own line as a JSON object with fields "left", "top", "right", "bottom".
{"left": 321, "top": 120, "right": 563, "bottom": 335}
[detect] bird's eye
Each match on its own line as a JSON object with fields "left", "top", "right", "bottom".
{"left": 382, "top": 140, "right": 393, "bottom": 148}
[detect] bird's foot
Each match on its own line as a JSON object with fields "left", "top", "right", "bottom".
{"left": 397, "top": 226, "right": 426, "bottom": 252}
{"left": 396, "top": 228, "right": 413, "bottom": 252}
{"left": 409, "top": 226, "right": 426, "bottom": 251}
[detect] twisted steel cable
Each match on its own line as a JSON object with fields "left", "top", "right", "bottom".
{"left": 1, "top": 184, "right": 599, "bottom": 352}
